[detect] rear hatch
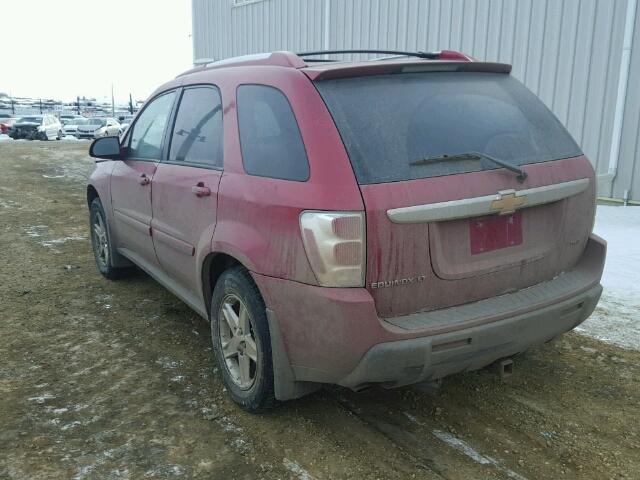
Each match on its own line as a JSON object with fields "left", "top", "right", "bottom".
{"left": 314, "top": 66, "right": 595, "bottom": 318}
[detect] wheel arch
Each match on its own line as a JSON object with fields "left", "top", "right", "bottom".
{"left": 201, "top": 252, "right": 245, "bottom": 318}
{"left": 87, "top": 184, "right": 99, "bottom": 207}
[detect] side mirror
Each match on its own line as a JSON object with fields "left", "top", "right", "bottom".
{"left": 90, "top": 136, "right": 121, "bottom": 160}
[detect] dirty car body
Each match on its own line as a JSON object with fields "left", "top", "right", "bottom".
{"left": 86, "top": 51, "right": 606, "bottom": 410}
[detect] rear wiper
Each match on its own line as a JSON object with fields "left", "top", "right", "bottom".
{"left": 410, "top": 152, "right": 528, "bottom": 183}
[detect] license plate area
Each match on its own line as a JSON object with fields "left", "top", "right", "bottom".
{"left": 469, "top": 212, "right": 523, "bottom": 255}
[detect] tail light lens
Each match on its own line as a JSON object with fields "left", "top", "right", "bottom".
{"left": 300, "top": 211, "right": 366, "bottom": 287}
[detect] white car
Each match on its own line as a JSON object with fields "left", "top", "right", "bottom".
{"left": 117, "top": 115, "right": 135, "bottom": 134}
{"left": 62, "top": 118, "right": 88, "bottom": 137}
{"left": 9, "top": 115, "right": 62, "bottom": 140}
{"left": 77, "top": 118, "right": 121, "bottom": 139}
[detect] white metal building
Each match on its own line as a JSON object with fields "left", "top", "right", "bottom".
{"left": 192, "top": 0, "right": 640, "bottom": 202}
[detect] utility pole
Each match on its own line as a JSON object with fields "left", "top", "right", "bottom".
{"left": 76, "top": 96, "right": 81, "bottom": 115}
{"left": 10, "top": 96, "right": 15, "bottom": 115}
{"left": 129, "top": 93, "right": 134, "bottom": 114}
{"left": 111, "top": 84, "right": 115, "bottom": 117}
{"left": 39, "top": 98, "right": 43, "bottom": 114}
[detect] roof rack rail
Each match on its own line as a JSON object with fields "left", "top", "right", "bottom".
{"left": 295, "top": 49, "right": 473, "bottom": 62}
{"left": 297, "top": 49, "right": 439, "bottom": 60}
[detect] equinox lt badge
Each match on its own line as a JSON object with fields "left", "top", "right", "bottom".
{"left": 371, "top": 275, "right": 426, "bottom": 289}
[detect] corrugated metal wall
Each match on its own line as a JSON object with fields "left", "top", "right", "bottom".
{"left": 192, "top": 0, "right": 640, "bottom": 201}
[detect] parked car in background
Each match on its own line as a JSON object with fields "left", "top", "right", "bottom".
{"left": 62, "top": 117, "right": 87, "bottom": 137}
{"left": 77, "top": 118, "right": 121, "bottom": 139}
{"left": 60, "top": 114, "right": 85, "bottom": 126}
{"left": 0, "top": 117, "right": 17, "bottom": 134}
{"left": 86, "top": 50, "right": 605, "bottom": 412}
{"left": 9, "top": 115, "right": 62, "bottom": 140}
{"left": 117, "top": 115, "right": 135, "bottom": 133}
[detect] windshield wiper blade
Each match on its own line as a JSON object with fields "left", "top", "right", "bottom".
{"left": 410, "top": 152, "right": 528, "bottom": 183}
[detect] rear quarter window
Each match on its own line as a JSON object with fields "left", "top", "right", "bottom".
{"left": 236, "top": 85, "right": 309, "bottom": 181}
{"left": 315, "top": 72, "right": 582, "bottom": 184}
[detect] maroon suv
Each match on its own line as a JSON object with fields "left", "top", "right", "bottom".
{"left": 87, "top": 50, "right": 605, "bottom": 411}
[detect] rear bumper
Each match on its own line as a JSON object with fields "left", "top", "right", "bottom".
{"left": 252, "top": 234, "right": 606, "bottom": 397}
{"left": 339, "top": 283, "right": 601, "bottom": 390}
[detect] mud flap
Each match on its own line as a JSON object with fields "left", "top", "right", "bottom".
{"left": 266, "top": 308, "right": 320, "bottom": 401}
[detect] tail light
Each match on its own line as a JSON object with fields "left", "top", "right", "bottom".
{"left": 300, "top": 211, "right": 365, "bottom": 287}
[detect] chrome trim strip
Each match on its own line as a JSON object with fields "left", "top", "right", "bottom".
{"left": 386, "top": 178, "right": 590, "bottom": 224}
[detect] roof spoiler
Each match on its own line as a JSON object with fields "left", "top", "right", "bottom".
{"left": 295, "top": 49, "right": 475, "bottom": 62}
{"left": 177, "top": 50, "right": 511, "bottom": 80}
{"left": 303, "top": 61, "right": 512, "bottom": 81}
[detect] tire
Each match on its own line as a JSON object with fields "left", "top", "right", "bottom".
{"left": 56, "top": 130, "right": 62, "bottom": 140}
{"left": 210, "top": 266, "right": 276, "bottom": 412}
{"left": 39, "top": 131, "right": 48, "bottom": 141}
{"left": 89, "top": 197, "right": 132, "bottom": 280}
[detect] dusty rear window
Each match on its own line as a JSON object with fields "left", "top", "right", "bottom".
{"left": 315, "top": 72, "right": 582, "bottom": 184}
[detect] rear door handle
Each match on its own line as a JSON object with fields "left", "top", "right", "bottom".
{"left": 192, "top": 182, "right": 211, "bottom": 197}
{"left": 138, "top": 174, "right": 150, "bottom": 186}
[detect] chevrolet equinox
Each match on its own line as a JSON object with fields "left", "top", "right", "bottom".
{"left": 87, "top": 50, "right": 606, "bottom": 412}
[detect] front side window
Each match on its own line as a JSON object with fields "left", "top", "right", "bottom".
{"left": 128, "top": 91, "right": 176, "bottom": 160}
{"left": 169, "top": 87, "right": 223, "bottom": 168}
{"left": 237, "top": 85, "right": 309, "bottom": 181}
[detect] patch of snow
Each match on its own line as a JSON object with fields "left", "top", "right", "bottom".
{"left": 40, "top": 235, "right": 86, "bottom": 247}
{"left": 0, "top": 134, "right": 12, "bottom": 142}
{"left": 28, "top": 393, "right": 56, "bottom": 404}
{"left": 431, "top": 429, "right": 493, "bottom": 465}
{"left": 404, "top": 413, "right": 528, "bottom": 480}
{"left": 61, "top": 135, "right": 83, "bottom": 141}
{"left": 25, "top": 225, "right": 48, "bottom": 237}
{"left": 283, "top": 459, "right": 314, "bottom": 480}
{"left": 432, "top": 430, "right": 528, "bottom": 480}
{"left": 155, "top": 357, "right": 182, "bottom": 370}
{"left": 61, "top": 421, "right": 82, "bottom": 431}
{"left": 577, "top": 205, "right": 640, "bottom": 350}
{"left": 144, "top": 464, "right": 185, "bottom": 477}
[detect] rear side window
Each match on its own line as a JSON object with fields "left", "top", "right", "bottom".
{"left": 237, "top": 85, "right": 309, "bottom": 181}
{"left": 128, "top": 91, "right": 176, "bottom": 160}
{"left": 315, "top": 72, "right": 582, "bottom": 184}
{"left": 169, "top": 87, "right": 223, "bottom": 168}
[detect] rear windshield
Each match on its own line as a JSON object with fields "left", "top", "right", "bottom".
{"left": 315, "top": 72, "right": 582, "bottom": 184}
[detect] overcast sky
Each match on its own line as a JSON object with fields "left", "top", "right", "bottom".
{"left": 1, "top": 0, "right": 192, "bottom": 103}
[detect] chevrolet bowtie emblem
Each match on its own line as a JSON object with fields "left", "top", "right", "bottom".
{"left": 490, "top": 190, "right": 526, "bottom": 215}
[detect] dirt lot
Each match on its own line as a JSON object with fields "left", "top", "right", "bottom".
{"left": 0, "top": 141, "right": 639, "bottom": 480}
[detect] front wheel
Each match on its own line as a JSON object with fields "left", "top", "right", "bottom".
{"left": 211, "top": 267, "right": 276, "bottom": 412}
{"left": 56, "top": 130, "right": 62, "bottom": 140}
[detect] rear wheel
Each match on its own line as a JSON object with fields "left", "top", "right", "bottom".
{"left": 211, "top": 267, "right": 275, "bottom": 412}
{"left": 56, "top": 130, "right": 62, "bottom": 140}
{"left": 90, "top": 197, "right": 132, "bottom": 280}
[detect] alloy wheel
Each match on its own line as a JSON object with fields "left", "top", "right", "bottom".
{"left": 218, "top": 294, "right": 258, "bottom": 389}
{"left": 92, "top": 212, "right": 109, "bottom": 269}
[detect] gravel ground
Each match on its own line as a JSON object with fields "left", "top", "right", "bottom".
{"left": 1, "top": 141, "right": 639, "bottom": 480}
